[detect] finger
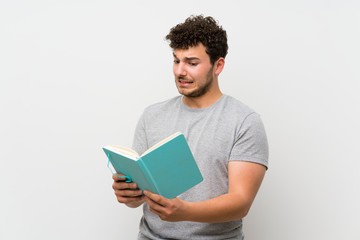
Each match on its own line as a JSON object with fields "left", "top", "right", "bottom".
{"left": 113, "top": 181, "right": 138, "bottom": 191}
{"left": 112, "top": 174, "right": 128, "bottom": 182}
{"left": 115, "top": 189, "right": 143, "bottom": 198}
{"left": 147, "top": 203, "right": 163, "bottom": 216}
{"left": 144, "top": 195, "right": 163, "bottom": 215}
{"left": 144, "top": 191, "right": 167, "bottom": 207}
{"left": 116, "top": 195, "right": 144, "bottom": 204}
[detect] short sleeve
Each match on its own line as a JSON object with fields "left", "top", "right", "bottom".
{"left": 229, "top": 113, "right": 269, "bottom": 169}
{"left": 131, "top": 112, "right": 148, "bottom": 156}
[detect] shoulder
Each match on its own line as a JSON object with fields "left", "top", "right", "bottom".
{"left": 221, "top": 95, "right": 258, "bottom": 119}
{"left": 144, "top": 96, "right": 181, "bottom": 112}
{"left": 218, "top": 95, "right": 266, "bottom": 137}
{"left": 142, "top": 96, "right": 182, "bottom": 117}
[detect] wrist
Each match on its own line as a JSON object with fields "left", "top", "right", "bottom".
{"left": 181, "top": 200, "right": 194, "bottom": 221}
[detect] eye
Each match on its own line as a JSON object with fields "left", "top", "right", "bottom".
{"left": 173, "top": 60, "right": 180, "bottom": 64}
{"left": 189, "top": 62, "right": 198, "bottom": 66}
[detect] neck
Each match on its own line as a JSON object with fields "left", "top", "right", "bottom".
{"left": 182, "top": 85, "right": 223, "bottom": 109}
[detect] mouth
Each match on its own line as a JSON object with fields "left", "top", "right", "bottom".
{"left": 178, "top": 78, "right": 194, "bottom": 87}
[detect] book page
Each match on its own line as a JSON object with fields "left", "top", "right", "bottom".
{"left": 106, "top": 146, "right": 140, "bottom": 160}
{"left": 141, "top": 132, "right": 181, "bottom": 157}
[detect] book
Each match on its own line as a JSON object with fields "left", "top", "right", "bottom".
{"left": 103, "top": 132, "right": 203, "bottom": 199}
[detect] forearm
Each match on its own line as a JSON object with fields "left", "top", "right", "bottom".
{"left": 144, "top": 162, "right": 265, "bottom": 223}
{"left": 182, "top": 161, "right": 265, "bottom": 223}
{"left": 184, "top": 193, "right": 251, "bottom": 223}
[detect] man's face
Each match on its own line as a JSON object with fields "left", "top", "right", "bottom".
{"left": 173, "top": 44, "right": 215, "bottom": 98}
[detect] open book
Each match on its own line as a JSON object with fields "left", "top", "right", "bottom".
{"left": 103, "top": 132, "right": 203, "bottom": 199}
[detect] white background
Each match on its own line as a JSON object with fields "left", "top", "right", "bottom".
{"left": 1, "top": 0, "right": 359, "bottom": 239}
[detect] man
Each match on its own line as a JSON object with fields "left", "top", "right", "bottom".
{"left": 112, "top": 15, "right": 268, "bottom": 239}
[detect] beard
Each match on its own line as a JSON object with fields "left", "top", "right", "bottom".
{"left": 176, "top": 67, "right": 214, "bottom": 98}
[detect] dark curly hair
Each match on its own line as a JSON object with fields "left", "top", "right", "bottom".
{"left": 165, "top": 15, "right": 228, "bottom": 65}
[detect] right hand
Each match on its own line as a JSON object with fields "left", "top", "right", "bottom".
{"left": 112, "top": 174, "right": 144, "bottom": 208}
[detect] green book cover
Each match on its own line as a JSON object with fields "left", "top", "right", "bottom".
{"left": 103, "top": 132, "right": 203, "bottom": 199}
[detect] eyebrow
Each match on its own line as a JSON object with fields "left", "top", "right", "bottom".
{"left": 173, "top": 52, "right": 200, "bottom": 61}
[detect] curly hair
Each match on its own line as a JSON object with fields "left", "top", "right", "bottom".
{"left": 165, "top": 15, "right": 228, "bottom": 65}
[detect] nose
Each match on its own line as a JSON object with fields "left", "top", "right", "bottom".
{"left": 174, "top": 62, "right": 186, "bottom": 77}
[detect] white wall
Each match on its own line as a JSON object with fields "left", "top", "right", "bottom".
{"left": 1, "top": 1, "right": 359, "bottom": 239}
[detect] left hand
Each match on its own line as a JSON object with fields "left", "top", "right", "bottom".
{"left": 143, "top": 190, "right": 189, "bottom": 222}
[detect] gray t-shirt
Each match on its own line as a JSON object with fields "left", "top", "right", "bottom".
{"left": 132, "top": 95, "right": 269, "bottom": 240}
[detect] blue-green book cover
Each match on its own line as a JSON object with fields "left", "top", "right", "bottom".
{"left": 103, "top": 132, "right": 203, "bottom": 199}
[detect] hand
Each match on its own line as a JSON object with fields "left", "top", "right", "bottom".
{"left": 144, "top": 190, "right": 189, "bottom": 222}
{"left": 112, "top": 174, "right": 144, "bottom": 208}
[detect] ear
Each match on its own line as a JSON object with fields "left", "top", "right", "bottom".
{"left": 214, "top": 57, "right": 225, "bottom": 76}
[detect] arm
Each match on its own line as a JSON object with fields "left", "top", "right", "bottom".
{"left": 144, "top": 161, "right": 266, "bottom": 222}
